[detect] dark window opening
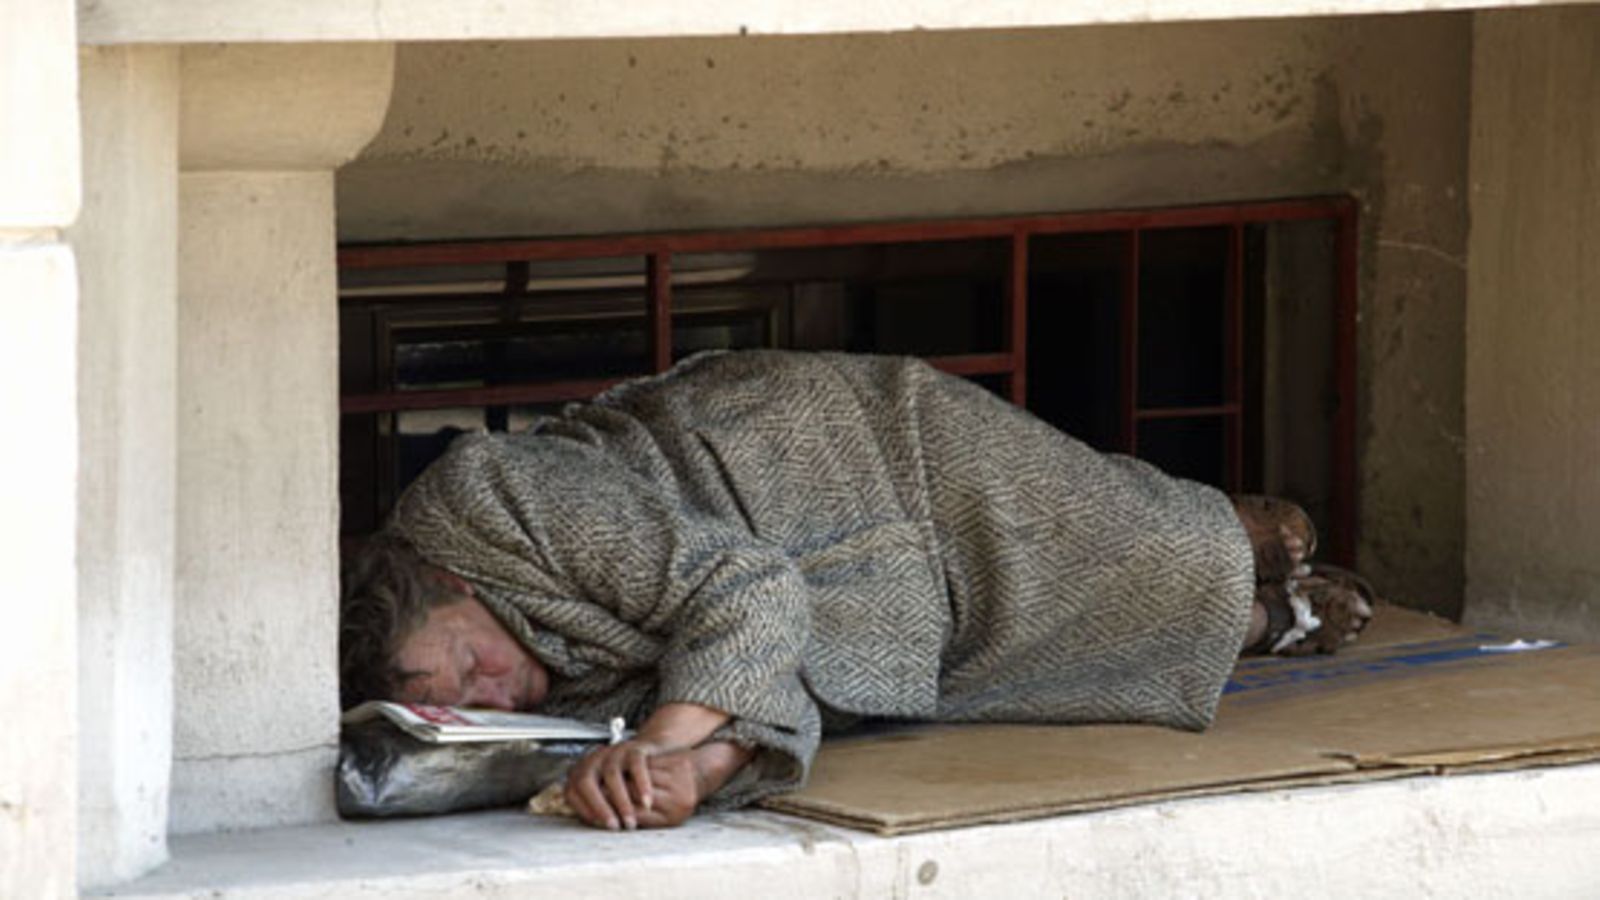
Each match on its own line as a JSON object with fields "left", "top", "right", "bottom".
{"left": 339, "top": 200, "right": 1357, "bottom": 561}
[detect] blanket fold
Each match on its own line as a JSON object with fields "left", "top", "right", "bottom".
{"left": 389, "top": 351, "right": 1254, "bottom": 807}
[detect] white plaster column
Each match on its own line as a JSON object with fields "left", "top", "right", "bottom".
{"left": 69, "top": 45, "right": 181, "bottom": 888}
{"left": 170, "top": 43, "right": 393, "bottom": 834}
{"left": 0, "top": 0, "right": 81, "bottom": 896}
{"left": 1465, "top": 7, "right": 1600, "bottom": 641}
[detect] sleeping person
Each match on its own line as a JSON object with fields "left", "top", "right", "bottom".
{"left": 339, "top": 350, "right": 1372, "bottom": 830}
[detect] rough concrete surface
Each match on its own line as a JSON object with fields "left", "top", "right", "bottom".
{"left": 101, "top": 763, "right": 1600, "bottom": 899}
{"left": 0, "top": 0, "right": 78, "bottom": 226}
{"left": 0, "top": 244, "right": 80, "bottom": 899}
{"left": 356, "top": 28, "right": 1330, "bottom": 175}
{"left": 165, "top": 750, "right": 340, "bottom": 837}
{"left": 168, "top": 44, "right": 395, "bottom": 835}
{"left": 1330, "top": 14, "right": 1472, "bottom": 618}
{"left": 0, "top": 3, "right": 80, "bottom": 897}
{"left": 70, "top": 44, "right": 181, "bottom": 889}
{"left": 179, "top": 43, "right": 395, "bottom": 172}
{"left": 1465, "top": 7, "right": 1600, "bottom": 642}
{"left": 74, "top": 0, "right": 1600, "bottom": 45}
{"left": 173, "top": 172, "right": 344, "bottom": 833}
{"left": 338, "top": 16, "right": 1472, "bottom": 615}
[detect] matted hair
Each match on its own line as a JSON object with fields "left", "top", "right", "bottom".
{"left": 338, "top": 534, "right": 461, "bottom": 710}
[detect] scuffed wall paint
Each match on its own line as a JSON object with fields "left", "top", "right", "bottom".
{"left": 361, "top": 31, "right": 1324, "bottom": 173}
{"left": 337, "top": 14, "right": 1471, "bottom": 615}
{"left": 1466, "top": 7, "right": 1600, "bottom": 641}
{"left": 1329, "top": 15, "right": 1471, "bottom": 617}
{"left": 341, "top": 22, "right": 1353, "bottom": 238}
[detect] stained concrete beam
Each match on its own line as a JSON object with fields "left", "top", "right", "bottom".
{"left": 77, "top": 0, "right": 1600, "bottom": 45}
{"left": 100, "top": 764, "right": 1600, "bottom": 899}
{"left": 1465, "top": 6, "right": 1600, "bottom": 642}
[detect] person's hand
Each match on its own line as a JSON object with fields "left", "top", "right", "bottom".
{"left": 632, "top": 751, "right": 705, "bottom": 829}
{"left": 563, "top": 738, "right": 753, "bottom": 831}
{"left": 564, "top": 738, "right": 667, "bottom": 831}
{"left": 562, "top": 702, "right": 736, "bottom": 830}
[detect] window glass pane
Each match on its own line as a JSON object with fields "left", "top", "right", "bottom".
{"left": 677, "top": 239, "right": 1008, "bottom": 357}
{"left": 339, "top": 209, "right": 1348, "bottom": 542}
{"left": 369, "top": 256, "right": 651, "bottom": 388}
{"left": 1026, "top": 231, "right": 1125, "bottom": 451}
{"left": 340, "top": 412, "right": 385, "bottom": 537}
{"left": 671, "top": 284, "right": 789, "bottom": 358}
{"left": 1255, "top": 219, "right": 1338, "bottom": 539}
{"left": 966, "top": 372, "right": 1011, "bottom": 400}
{"left": 395, "top": 408, "right": 482, "bottom": 492}
{"left": 1138, "top": 417, "right": 1225, "bottom": 488}
{"left": 340, "top": 262, "right": 505, "bottom": 295}
{"left": 391, "top": 321, "right": 650, "bottom": 387}
{"left": 1138, "top": 226, "right": 1228, "bottom": 408}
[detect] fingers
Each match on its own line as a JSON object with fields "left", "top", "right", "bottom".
{"left": 628, "top": 746, "right": 655, "bottom": 812}
{"left": 632, "top": 787, "right": 681, "bottom": 830}
{"left": 565, "top": 750, "right": 619, "bottom": 831}
{"left": 563, "top": 741, "right": 665, "bottom": 831}
{"left": 635, "top": 754, "right": 700, "bottom": 829}
{"left": 563, "top": 779, "right": 601, "bottom": 829}
{"left": 601, "top": 754, "right": 638, "bottom": 831}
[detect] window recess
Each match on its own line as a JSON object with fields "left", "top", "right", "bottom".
{"left": 339, "top": 198, "right": 1358, "bottom": 563}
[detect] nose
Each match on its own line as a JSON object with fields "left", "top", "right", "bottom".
{"left": 464, "top": 676, "right": 514, "bottom": 711}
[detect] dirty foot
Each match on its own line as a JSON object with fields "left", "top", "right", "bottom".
{"left": 1246, "top": 564, "right": 1377, "bottom": 656}
{"left": 1232, "top": 495, "right": 1317, "bottom": 583}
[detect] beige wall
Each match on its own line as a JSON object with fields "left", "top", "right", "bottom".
{"left": 0, "top": 0, "right": 1581, "bottom": 891}
{"left": 172, "top": 171, "right": 345, "bottom": 832}
{"left": 1336, "top": 15, "right": 1472, "bottom": 617}
{"left": 170, "top": 44, "right": 394, "bottom": 834}
{"left": 0, "top": 0, "right": 80, "bottom": 895}
{"left": 339, "top": 15, "right": 1472, "bottom": 612}
{"left": 1466, "top": 7, "right": 1600, "bottom": 641}
{"left": 70, "top": 44, "right": 180, "bottom": 887}
{"left": 74, "top": 0, "right": 1599, "bottom": 44}
{"left": 341, "top": 24, "right": 1354, "bottom": 237}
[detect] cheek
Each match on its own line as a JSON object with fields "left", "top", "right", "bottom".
{"left": 479, "top": 634, "right": 531, "bottom": 675}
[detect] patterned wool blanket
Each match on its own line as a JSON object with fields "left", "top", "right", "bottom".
{"left": 389, "top": 351, "right": 1254, "bottom": 807}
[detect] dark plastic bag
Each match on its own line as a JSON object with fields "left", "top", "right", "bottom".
{"left": 337, "top": 720, "right": 592, "bottom": 818}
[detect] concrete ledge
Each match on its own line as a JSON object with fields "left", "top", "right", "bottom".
{"left": 76, "top": 0, "right": 1600, "bottom": 45}
{"left": 99, "top": 762, "right": 1600, "bottom": 899}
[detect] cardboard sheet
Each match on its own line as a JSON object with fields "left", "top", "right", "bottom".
{"left": 762, "top": 606, "right": 1600, "bottom": 834}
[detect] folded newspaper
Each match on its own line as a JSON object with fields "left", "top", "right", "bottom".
{"left": 341, "top": 700, "right": 620, "bottom": 744}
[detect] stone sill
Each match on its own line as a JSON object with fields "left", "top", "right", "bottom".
{"left": 79, "top": 0, "right": 1593, "bottom": 45}
{"left": 98, "top": 762, "right": 1600, "bottom": 899}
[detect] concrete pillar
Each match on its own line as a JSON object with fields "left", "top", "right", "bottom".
{"left": 170, "top": 43, "right": 393, "bottom": 833}
{"left": 0, "top": 0, "right": 80, "bottom": 896}
{"left": 70, "top": 45, "right": 180, "bottom": 888}
{"left": 1465, "top": 7, "right": 1600, "bottom": 642}
{"left": 1331, "top": 14, "right": 1472, "bottom": 619}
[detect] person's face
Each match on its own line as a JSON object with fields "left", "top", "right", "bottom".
{"left": 392, "top": 595, "right": 549, "bottom": 711}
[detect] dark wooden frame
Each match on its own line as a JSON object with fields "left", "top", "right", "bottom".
{"left": 339, "top": 197, "right": 1359, "bottom": 562}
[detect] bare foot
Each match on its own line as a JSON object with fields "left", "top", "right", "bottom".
{"left": 1246, "top": 564, "right": 1377, "bottom": 656}
{"left": 1231, "top": 495, "right": 1317, "bottom": 584}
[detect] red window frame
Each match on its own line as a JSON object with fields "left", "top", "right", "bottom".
{"left": 339, "top": 196, "right": 1359, "bottom": 562}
